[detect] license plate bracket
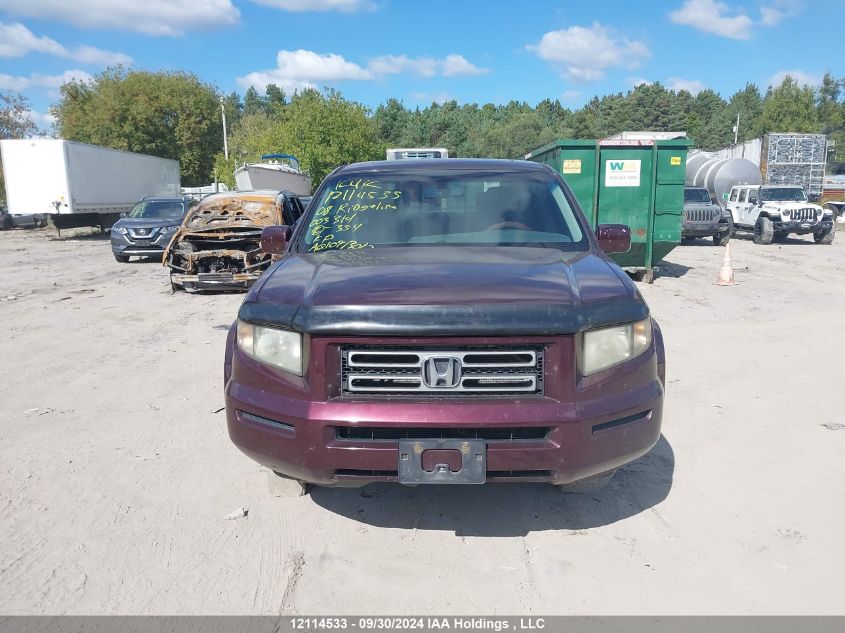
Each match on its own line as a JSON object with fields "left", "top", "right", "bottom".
{"left": 398, "top": 438, "right": 486, "bottom": 485}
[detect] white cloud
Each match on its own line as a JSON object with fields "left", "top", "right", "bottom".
{"left": 27, "top": 110, "right": 57, "bottom": 128}
{"left": 238, "top": 49, "right": 489, "bottom": 90}
{"left": 768, "top": 69, "right": 821, "bottom": 88}
{"left": 627, "top": 77, "right": 652, "bottom": 88}
{"left": 441, "top": 54, "right": 489, "bottom": 77}
{"left": 760, "top": 6, "right": 783, "bottom": 25}
{"left": 249, "top": 0, "right": 375, "bottom": 12}
{"left": 527, "top": 22, "right": 650, "bottom": 82}
{"left": 669, "top": 0, "right": 752, "bottom": 39}
{"left": 368, "top": 55, "right": 438, "bottom": 78}
{"left": 0, "top": 22, "right": 131, "bottom": 65}
{"left": 411, "top": 91, "right": 451, "bottom": 105}
{"left": 0, "top": 69, "right": 92, "bottom": 92}
{"left": 666, "top": 77, "right": 707, "bottom": 95}
{"left": 0, "top": 0, "right": 240, "bottom": 36}
{"left": 761, "top": 0, "right": 803, "bottom": 26}
{"left": 236, "top": 49, "right": 372, "bottom": 92}
{"left": 368, "top": 54, "right": 488, "bottom": 78}
{"left": 561, "top": 90, "right": 581, "bottom": 102}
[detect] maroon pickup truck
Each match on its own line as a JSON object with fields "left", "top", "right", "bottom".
{"left": 224, "top": 159, "right": 665, "bottom": 492}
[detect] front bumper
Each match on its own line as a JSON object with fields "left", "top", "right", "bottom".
{"left": 111, "top": 231, "right": 174, "bottom": 257}
{"left": 224, "top": 331, "right": 665, "bottom": 486}
{"left": 171, "top": 272, "right": 261, "bottom": 292}
{"left": 773, "top": 219, "right": 833, "bottom": 235}
{"left": 682, "top": 220, "right": 731, "bottom": 238}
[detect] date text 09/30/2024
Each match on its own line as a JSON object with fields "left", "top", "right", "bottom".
{"left": 289, "top": 617, "right": 547, "bottom": 631}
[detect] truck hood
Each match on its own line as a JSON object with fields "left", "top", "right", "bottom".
{"left": 239, "top": 246, "right": 647, "bottom": 336}
{"left": 114, "top": 217, "right": 182, "bottom": 230}
{"left": 683, "top": 203, "right": 721, "bottom": 213}
{"left": 761, "top": 201, "right": 823, "bottom": 211}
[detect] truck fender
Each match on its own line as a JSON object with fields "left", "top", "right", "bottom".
{"left": 652, "top": 318, "right": 665, "bottom": 386}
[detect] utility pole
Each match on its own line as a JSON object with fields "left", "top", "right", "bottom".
{"left": 220, "top": 96, "right": 229, "bottom": 161}
{"left": 733, "top": 113, "right": 740, "bottom": 145}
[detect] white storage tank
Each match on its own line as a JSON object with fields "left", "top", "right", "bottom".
{"left": 685, "top": 153, "right": 762, "bottom": 202}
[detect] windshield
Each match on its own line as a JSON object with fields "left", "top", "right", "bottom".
{"left": 128, "top": 200, "right": 185, "bottom": 220}
{"left": 684, "top": 188, "right": 711, "bottom": 203}
{"left": 760, "top": 187, "right": 807, "bottom": 202}
{"left": 299, "top": 170, "right": 587, "bottom": 253}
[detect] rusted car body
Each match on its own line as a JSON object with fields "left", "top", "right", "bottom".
{"left": 163, "top": 190, "right": 304, "bottom": 292}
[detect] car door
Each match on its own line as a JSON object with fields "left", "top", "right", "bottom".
{"left": 726, "top": 187, "right": 739, "bottom": 223}
{"left": 745, "top": 188, "right": 760, "bottom": 226}
{"left": 735, "top": 188, "right": 748, "bottom": 225}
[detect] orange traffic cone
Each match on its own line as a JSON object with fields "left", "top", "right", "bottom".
{"left": 715, "top": 242, "right": 738, "bottom": 286}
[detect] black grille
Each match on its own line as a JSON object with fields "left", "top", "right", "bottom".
{"left": 336, "top": 426, "right": 550, "bottom": 442}
{"left": 685, "top": 208, "right": 719, "bottom": 223}
{"left": 341, "top": 345, "right": 545, "bottom": 397}
{"left": 788, "top": 207, "right": 818, "bottom": 222}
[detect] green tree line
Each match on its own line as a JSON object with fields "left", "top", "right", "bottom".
{"left": 2, "top": 68, "right": 843, "bottom": 200}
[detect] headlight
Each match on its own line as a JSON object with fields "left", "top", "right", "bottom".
{"left": 236, "top": 320, "right": 302, "bottom": 375}
{"left": 582, "top": 318, "right": 652, "bottom": 375}
{"left": 111, "top": 225, "right": 127, "bottom": 234}
{"left": 161, "top": 224, "right": 180, "bottom": 232}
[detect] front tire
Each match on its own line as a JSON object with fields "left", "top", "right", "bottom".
{"left": 113, "top": 253, "right": 130, "bottom": 263}
{"left": 753, "top": 216, "right": 774, "bottom": 245}
{"left": 814, "top": 222, "right": 835, "bottom": 245}
{"left": 1, "top": 216, "right": 12, "bottom": 230}
{"left": 713, "top": 223, "right": 732, "bottom": 246}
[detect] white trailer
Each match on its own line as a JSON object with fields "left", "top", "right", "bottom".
{"left": 386, "top": 147, "right": 449, "bottom": 159}
{"left": 0, "top": 139, "right": 180, "bottom": 233}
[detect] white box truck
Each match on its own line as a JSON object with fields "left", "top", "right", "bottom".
{"left": 0, "top": 139, "right": 180, "bottom": 233}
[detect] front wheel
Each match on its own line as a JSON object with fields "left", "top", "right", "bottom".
{"left": 814, "top": 222, "right": 835, "bottom": 245}
{"left": 113, "top": 253, "right": 130, "bottom": 263}
{"left": 1, "top": 216, "right": 12, "bottom": 230}
{"left": 713, "top": 221, "right": 732, "bottom": 246}
{"left": 753, "top": 216, "right": 774, "bottom": 245}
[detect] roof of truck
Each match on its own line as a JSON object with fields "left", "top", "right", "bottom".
{"left": 333, "top": 158, "right": 547, "bottom": 174}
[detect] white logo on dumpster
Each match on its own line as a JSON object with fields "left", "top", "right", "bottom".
{"left": 605, "top": 159, "right": 641, "bottom": 187}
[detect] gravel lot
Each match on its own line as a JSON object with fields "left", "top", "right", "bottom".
{"left": 1, "top": 226, "right": 843, "bottom": 615}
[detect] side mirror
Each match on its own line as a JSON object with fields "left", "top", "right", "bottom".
{"left": 596, "top": 224, "right": 631, "bottom": 254}
{"left": 260, "top": 225, "right": 290, "bottom": 255}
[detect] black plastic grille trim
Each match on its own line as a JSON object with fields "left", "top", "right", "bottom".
{"left": 336, "top": 426, "right": 550, "bottom": 442}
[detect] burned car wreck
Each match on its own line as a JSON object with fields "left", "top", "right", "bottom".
{"left": 163, "top": 190, "right": 305, "bottom": 292}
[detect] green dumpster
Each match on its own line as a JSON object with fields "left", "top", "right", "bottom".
{"left": 525, "top": 138, "right": 690, "bottom": 281}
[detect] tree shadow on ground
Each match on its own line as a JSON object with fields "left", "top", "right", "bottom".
{"left": 310, "top": 435, "right": 674, "bottom": 537}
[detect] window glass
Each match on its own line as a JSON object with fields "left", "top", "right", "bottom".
{"left": 127, "top": 200, "right": 184, "bottom": 219}
{"left": 299, "top": 170, "right": 588, "bottom": 253}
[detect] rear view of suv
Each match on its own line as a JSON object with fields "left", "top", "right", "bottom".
{"left": 111, "top": 197, "right": 194, "bottom": 262}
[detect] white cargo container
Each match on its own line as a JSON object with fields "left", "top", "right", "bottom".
{"left": 0, "top": 139, "right": 180, "bottom": 232}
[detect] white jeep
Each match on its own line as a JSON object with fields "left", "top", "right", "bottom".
{"left": 725, "top": 185, "right": 835, "bottom": 245}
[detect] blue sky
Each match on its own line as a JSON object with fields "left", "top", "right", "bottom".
{"left": 1, "top": 0, "right": 842, "bottom": 128}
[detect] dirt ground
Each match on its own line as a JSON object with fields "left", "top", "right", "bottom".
{"left": 1, "top": 225, "right": 843, "bottom": 615}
